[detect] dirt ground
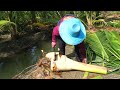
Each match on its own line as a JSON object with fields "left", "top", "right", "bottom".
{"left": 61, "top": 70, "right": 120, "bottom": 79}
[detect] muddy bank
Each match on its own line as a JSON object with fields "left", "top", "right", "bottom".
{"left": 0, "top": 31, "right": 52, "bottom": 58}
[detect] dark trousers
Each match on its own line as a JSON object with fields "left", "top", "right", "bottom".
{"left": 58, "top": 36, "right": 66, "bottom": 55}
{"left": 58, "top": 36, "right": 84, "bottom": 61}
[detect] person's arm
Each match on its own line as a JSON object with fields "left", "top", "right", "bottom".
{"left": 52, "top": 26, "right": 59, "bottom": 47}
{"left": 78, "top": 41, "right": 87, "bottom": 63}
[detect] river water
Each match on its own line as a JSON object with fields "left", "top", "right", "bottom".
{"left": 0, "top": 40, "right": 59, "bottom": 79}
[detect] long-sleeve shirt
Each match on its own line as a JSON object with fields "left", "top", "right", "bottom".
{"left": 52, "top": 25, "right": 60, "bottom": 43}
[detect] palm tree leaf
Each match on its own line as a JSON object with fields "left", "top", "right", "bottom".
{"left": 86, "top": 30, "right": 120, "bottom": 70}
{"left": 86, "top": 31, "right": 109, "bottom": 61}
{"left": 104, "top": 30, "right": 120, "bottom": 60}
{"left": 86, "top": 30, "right": 120, "bottom": 61}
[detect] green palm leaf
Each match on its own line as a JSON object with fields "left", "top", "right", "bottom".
{"left": 86, "top": 30, "right": 120, "bottom": 72}
{"left": 86, "top": 31, "right": 109, "bottom": 61}
{"left": 104, "top": 30, "right": 120, "bottom": 60}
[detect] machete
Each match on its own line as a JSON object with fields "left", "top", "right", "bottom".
{"left": 53, "top": 47, "right": 57, "bottom": 61}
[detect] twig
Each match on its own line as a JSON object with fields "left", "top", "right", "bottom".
{"left": 12, "top": 64, "right": 36, "bottom": 79}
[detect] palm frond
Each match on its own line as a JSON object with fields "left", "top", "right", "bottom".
{"left": 86, "top": 30, "right": 120, "bottom": 71}
{"left": 86, "top": 31, "right": 110, "bottom": 61}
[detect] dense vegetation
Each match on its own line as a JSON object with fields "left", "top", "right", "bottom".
{"left": 0, "top": 11, "right": 119, "bottom": 38}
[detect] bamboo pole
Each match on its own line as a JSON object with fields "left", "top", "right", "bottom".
{"left": 46, "top": 52, "right": 107, "bottom": 74}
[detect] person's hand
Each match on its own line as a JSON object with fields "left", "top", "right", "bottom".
{"left": 52, "top": 42, "right": 56, "bottom": 48}
{"left": 82, "top": 58, "right": 87, "bottom": 64}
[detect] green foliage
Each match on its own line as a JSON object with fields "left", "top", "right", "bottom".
{"left": 0, "top": 20, "right": 10, "bottom": 34}
{"left": 0, "top": 20, "right": 18, "bottom": 40}
{"left": 32, "top": 23, "right": 48, "bottom": 31}
{"left": 107, "top": 20, "right": 120, "bottom": 28}
{"left": 43, "top": 18, "right": 59, "bottom": 25}
{"left": 93, "top": 19, "right": 108, "bottom": 27}
{"left": 86, "top": 30, "right": 120, "bottom": 72}
{"left": 32, "top": 23, "right": 46, "bottom": 27}
{"left": 0, "top": 20, "right": 16, "bottom": 32}
{"left": 0, "top": 20, "right": 10, "bottom": 25}
{"left": 109, "top": 11, "right": 120, "bottom": 14}
{"left": 86, "top": 30, "right": 110, "bottom": 61}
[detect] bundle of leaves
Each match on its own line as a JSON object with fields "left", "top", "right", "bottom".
{"left": 86, "top": 30, "right": 120, "bottom": 73}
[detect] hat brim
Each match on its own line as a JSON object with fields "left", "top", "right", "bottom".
{"left": 59, "top": 18, "right": 86, "bottom": 45}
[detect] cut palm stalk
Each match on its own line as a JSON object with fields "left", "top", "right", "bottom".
{"left": 46, "top": 52, "right": 107, "bottom": 74}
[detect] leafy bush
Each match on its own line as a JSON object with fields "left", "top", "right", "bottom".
{"left": 0, "top": 20, "right": 16, "bottom": 33}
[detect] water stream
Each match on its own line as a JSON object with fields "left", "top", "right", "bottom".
{"left": 0, "top": 40, "right": 58, "bottom": 79}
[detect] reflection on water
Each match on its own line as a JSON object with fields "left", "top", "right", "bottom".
{"left": 0, "top": 40, "right": 59, "bottom": 79}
